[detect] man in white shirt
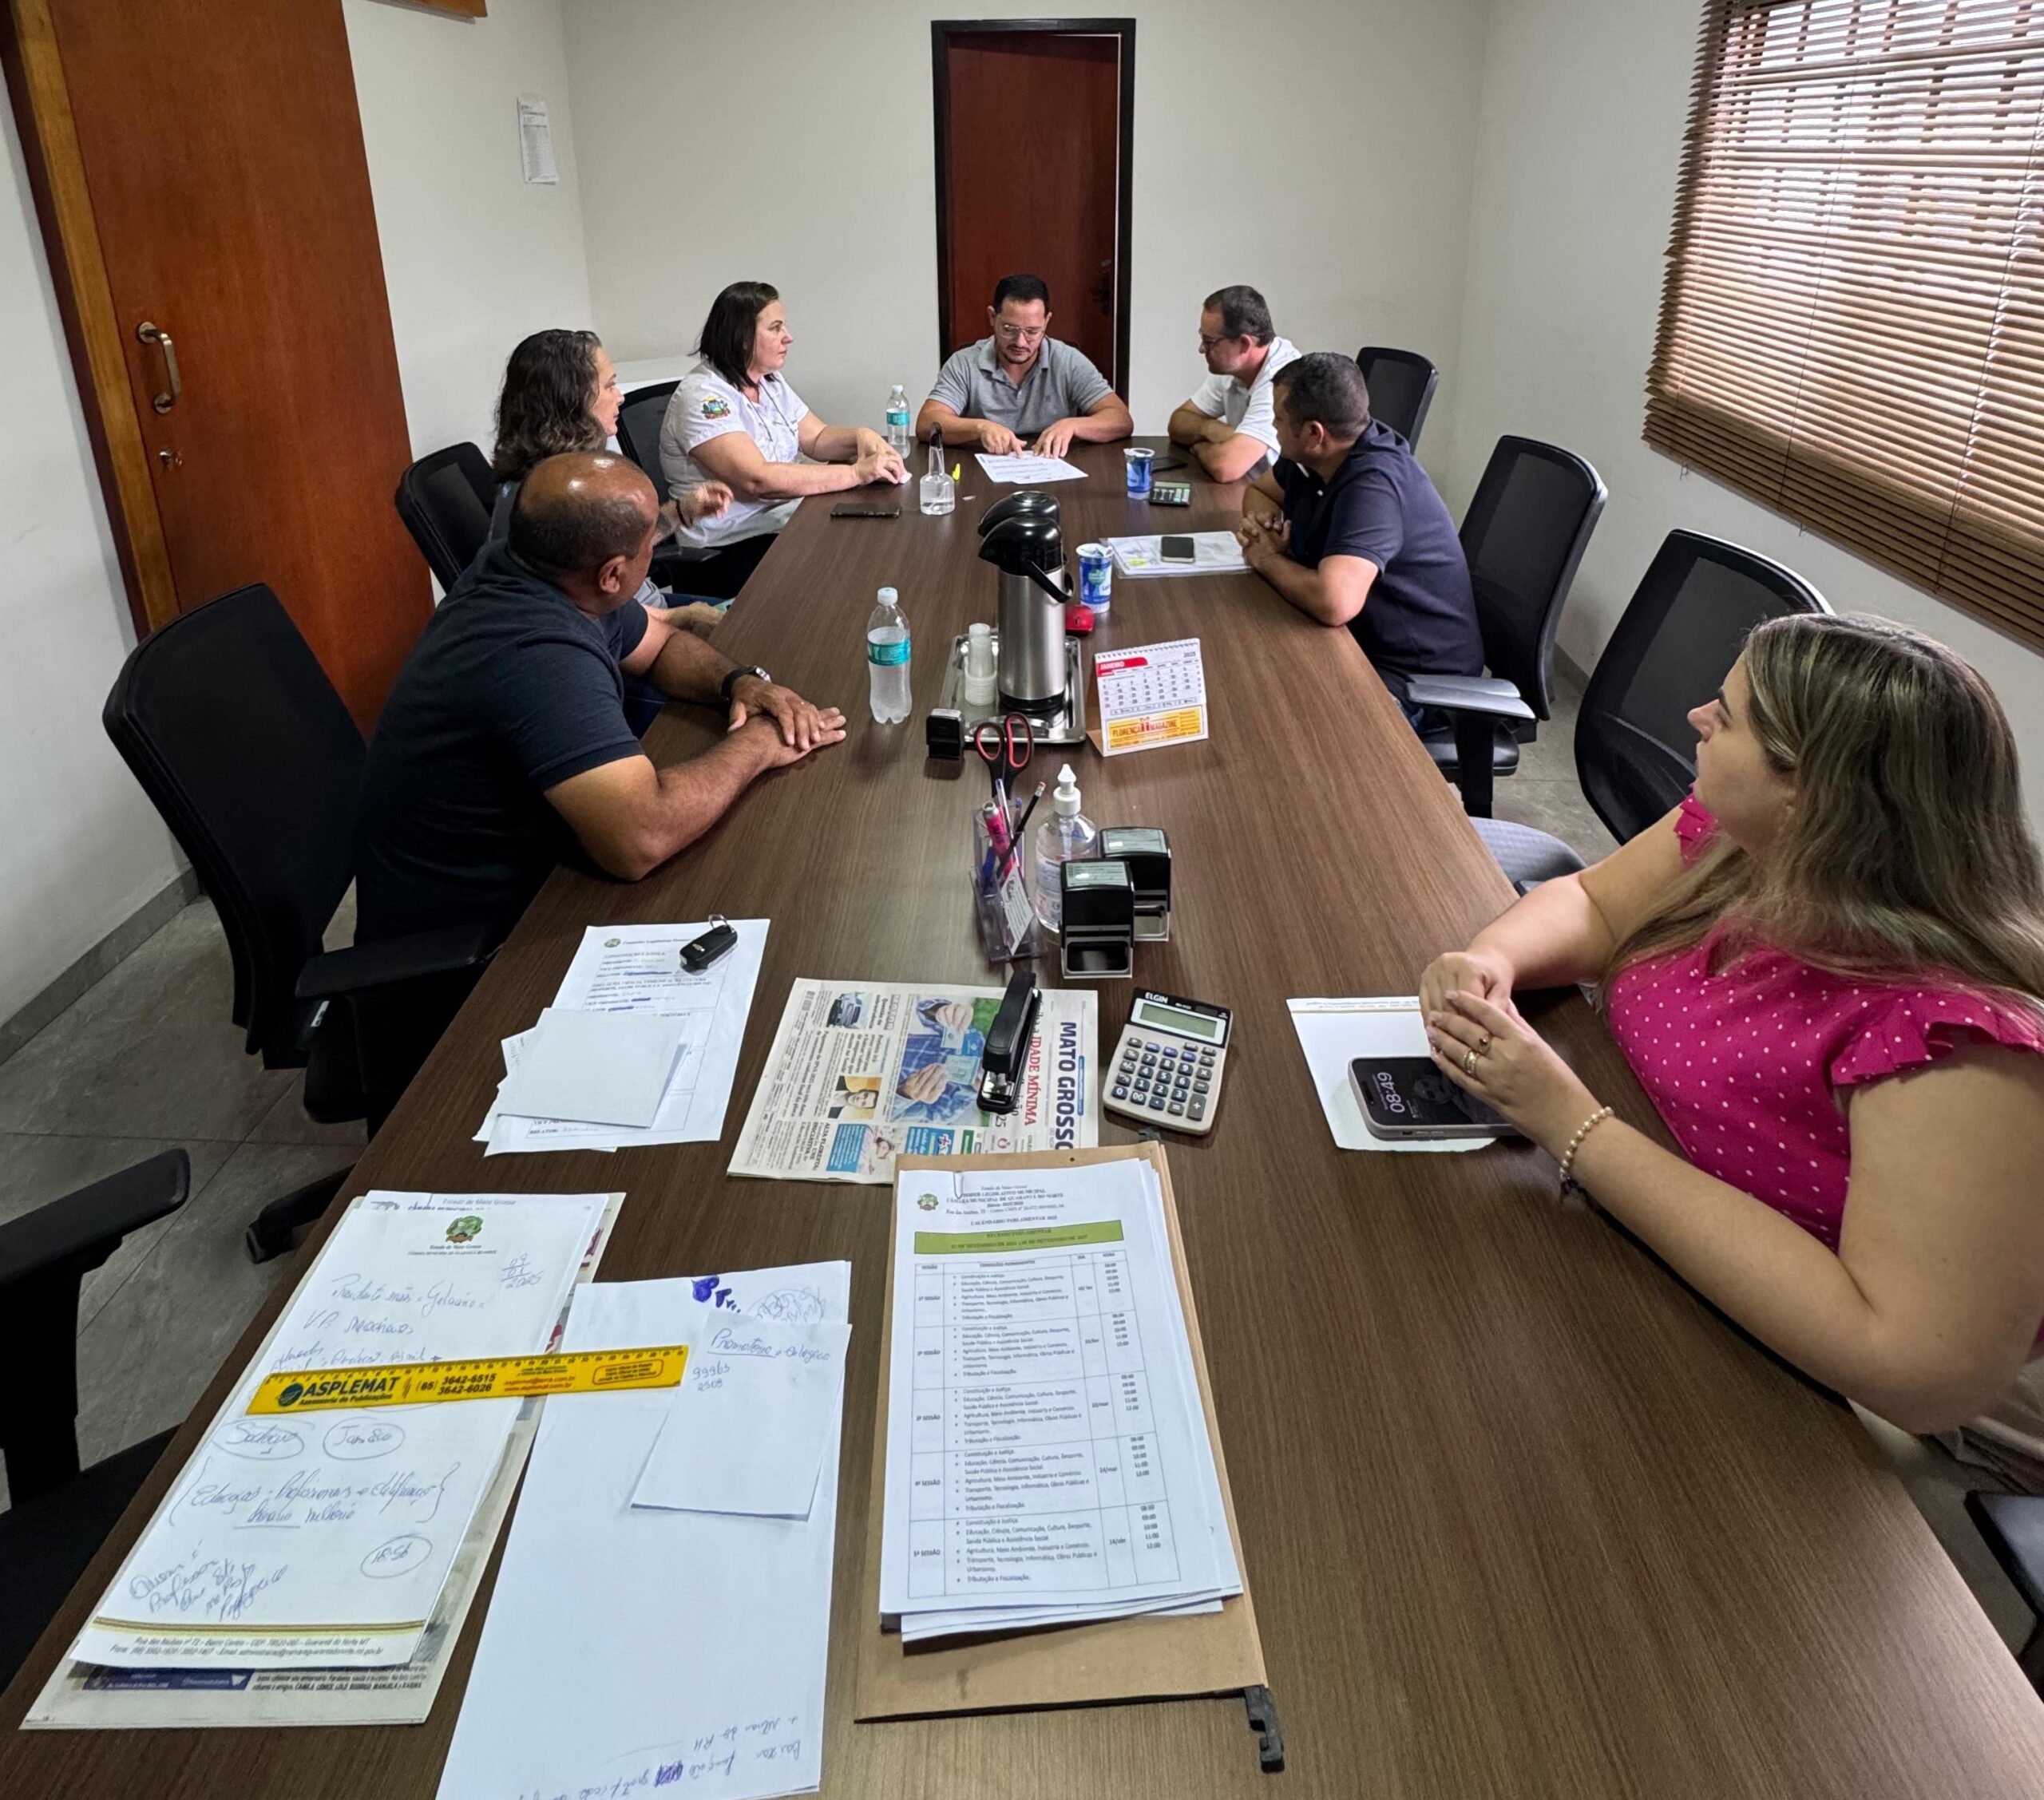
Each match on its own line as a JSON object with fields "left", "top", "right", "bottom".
{"left": 1167, "top": 286, "right": 1301, "bottom": 483}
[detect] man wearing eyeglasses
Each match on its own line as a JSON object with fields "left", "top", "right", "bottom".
{"left": 1167, "top": 285, "right": 1300, "bottom": 483}
{"left": 917, "top": 272, "right": 1133, "bottom": 459}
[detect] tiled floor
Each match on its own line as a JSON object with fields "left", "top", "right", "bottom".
{"left": 1, "top": 693, "right": 2029, "bottom": 1659}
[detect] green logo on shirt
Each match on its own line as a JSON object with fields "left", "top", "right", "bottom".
{"left": 701, "top": 397, "right": 731, "bottom": 419}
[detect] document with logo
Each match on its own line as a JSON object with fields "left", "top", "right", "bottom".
{"left": 69, "top": 1191, "right": 608, "bottom": 1670}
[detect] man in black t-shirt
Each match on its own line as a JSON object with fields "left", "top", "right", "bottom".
{"left": 1235, "top": 351, "right": 1483, "bottom": 727}
{"left": 357, "top": 453, "right": 844, "bottom": 944}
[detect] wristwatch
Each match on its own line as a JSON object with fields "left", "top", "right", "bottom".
{"left": 720, "top": 665, "right": 770, "bottom": 704}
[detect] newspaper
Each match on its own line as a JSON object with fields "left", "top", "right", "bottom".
{"left": 729, "top": 979, "right": 1098, "bottom": 1184}
{"left": 22, "top": 1192, "right": 625, "bottom": 1731}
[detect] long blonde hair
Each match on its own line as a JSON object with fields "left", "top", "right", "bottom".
{"left": 1607, "top": 613, "right": 2044, "bottom": 1011}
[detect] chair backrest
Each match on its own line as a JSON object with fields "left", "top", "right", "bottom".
{"left": 1578, "top": 531, "right": 1829, "bottom": 845}
{"left": 1457, "top": 437, "right": 1607, "bottom": 722}
{"left": 394, "top": 442, "right": 497, "bottom": 591}
{"left": 617, "top": 381, "right": 681, "bottom": 498}
{"left": 1354, "top": 346, "right": 1441, "bottom": 449}
{"left": 103, "top": 586, "right": 366, "bottom": 1067}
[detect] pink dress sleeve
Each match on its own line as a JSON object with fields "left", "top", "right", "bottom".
{"left": 1674, "top": 793, "right": 1717, "bottom": 867}
{"left": 1830, "top": 987, "right": 2044, "bottom": 1090}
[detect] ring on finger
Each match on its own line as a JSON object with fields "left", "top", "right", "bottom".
{"left": 1478, "top": 1031, "right": 1493, "bottom": 1054}
{"left": 1464, "top": 1048, "right": 1478, "bottom": 1077}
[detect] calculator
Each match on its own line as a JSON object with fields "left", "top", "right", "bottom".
{"left": 1151, "top": 481, "right": 1192, "bottom": 506}
{"left": 1103, "top": 990, "right": 1231, "bottom": 1134}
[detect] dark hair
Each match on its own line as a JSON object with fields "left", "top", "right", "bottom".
{"left": 696, "top": 281, "right": 781, "bottom": 390}
{"left": 992, "top": 272, "right": 1051, "bottom": 311}
{"left": 507, "top": 454, "right": 654, "bottom": 580}
{"left": 493, "top": 330, "right": 607, "bottom": 481}
{"left": 1202, "top": 285, "right": 1274, "bottom": 345}
{"left": 1273, "top": 353, "right": 1373, "bottom": 440}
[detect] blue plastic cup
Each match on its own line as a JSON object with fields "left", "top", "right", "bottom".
{"left": 1077, "top": 544, "right": 1112, "bottom": 615}
{"left": 1123, "top": 446, "right": 1155, "bottom": 499}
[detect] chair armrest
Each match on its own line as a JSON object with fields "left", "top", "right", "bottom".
{"left": 0, "top": 1150, "right": 190, "bottom": 1287}
{"left": 295, "top": 921, "right": 496, "bottom": 1003}
{"left": 1404, "top": 674, "right": 1535, "bottom": 722}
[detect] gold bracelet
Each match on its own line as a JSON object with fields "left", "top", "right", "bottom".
{"left": 1558, "top": 1106, "right": 1614, "bottom": 1193}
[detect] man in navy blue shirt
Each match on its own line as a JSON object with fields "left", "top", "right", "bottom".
{"left": 357, "top": 452, "right": 843, "bottom": 944}
{"left": 1236, "top": 352, "right": 1482, "bottom": 726}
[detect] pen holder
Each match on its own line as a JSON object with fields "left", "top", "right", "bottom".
{"left": 970, "top": 808, "right": 1043, "bottom": 964}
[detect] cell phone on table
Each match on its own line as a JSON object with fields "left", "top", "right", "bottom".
{"left": 1349, "top": 1057, "right": 1519, "bottom": 1141}
{"left": 831, "top": 501, "right": 900, "bottom": 519}
{"left": 1159, "top": 534, "right": 1198, "bottom": 564}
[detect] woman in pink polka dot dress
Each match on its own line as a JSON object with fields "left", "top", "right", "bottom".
{"left": 1420, "top": 614, "right": 2044, "bottom": 1474}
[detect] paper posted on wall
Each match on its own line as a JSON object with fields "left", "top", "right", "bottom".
{"left": 729, "top": 979, "right": 1097, "bottom": 1185}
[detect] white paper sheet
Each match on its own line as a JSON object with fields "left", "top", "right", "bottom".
{"left": 878, "top": 1161, "right": 1238, "bottom": 1629}
{"left": 975, "top": 451, "right": 1087, "bottom": 484}
{"left": 1105, "top": 533, "right": 1247, "bottom": 577}
{"left": 71, "top": 1192, "right": 607, "bottom": 1669}
{"left": 1286, "top": 998, "right": 1488, "bottom": 1153}
{"left": 632, "top": 1317, "right": 850, "bottom": 1519}
{"left": 481, "top": 921, "right": 767, "bottom": 1154}
{"left": 495, "top": 1007, "right": 689, "bottom": 1128}
{"left": 517, "top": 96, "right": 558, "bottom": 184}
{"left": 434, "top": 1264, "right": 850, "bottom": 1800}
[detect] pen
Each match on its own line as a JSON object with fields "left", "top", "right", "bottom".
{"left": 997, "top": 781, "right": 1047, "bottom": 879}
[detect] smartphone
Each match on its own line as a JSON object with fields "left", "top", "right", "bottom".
{"left": 831, "top": 501, "right": 900, "bottom": 519}
{"left": 1160, "top": 534, "right": 1198, "bottom": 563}
{"left": 1349, "top": 1057, "right": 1519, "bottom": 1141}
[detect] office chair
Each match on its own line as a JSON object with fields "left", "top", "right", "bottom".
{"left": 103, "top": 585, "right": 493, "bottom": 1262}
{"left": 1473, "top": 530, "right": 1829, "bottom": 889}
{"left": 0, "top": 1151, "right": 188, "bottom": 1689}
{"left": 1964, "top": 1492, "right": 2044, "bottom": 1692}
{"left": 616, "top": 380, "right": 679, "bottom": 495}
{"left": 1354, "top": 346, "right": 1441, "bottom": 449}
{"left": 1404, "top": 437, "right": 1607, "bottom": 817}
{"left": 394, "top": 442, "right": 497, "bottom": 591}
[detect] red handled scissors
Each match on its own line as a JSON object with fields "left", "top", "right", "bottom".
{"left": 973, "top": 713, "right": 1034, "bottom": 809}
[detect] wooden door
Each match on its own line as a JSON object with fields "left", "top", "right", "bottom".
{"left": 4, "top": 0, "right": 430, "bottom": 726}
{"left": 934, "top": 21, "right": 1133, "bottom": 390}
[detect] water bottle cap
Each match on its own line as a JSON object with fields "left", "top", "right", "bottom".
{"left": 1053, "top": 764, "right": 1081, "bottom": 817}
{"left": 877, "top": 587, "right": 898, "bottom": 605}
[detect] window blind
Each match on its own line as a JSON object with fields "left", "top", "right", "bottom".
{"left": 1646, "top": 1, "right": 2044, "bottom": 647}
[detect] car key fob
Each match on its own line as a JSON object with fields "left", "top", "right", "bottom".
{"left": 679, "top": 916, "right": 738, "bottom": 972}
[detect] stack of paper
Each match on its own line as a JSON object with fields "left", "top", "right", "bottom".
{"left": 877, "top": 1160, "right": 1241, "bottom": 1644}
{"left": 976, "top": 450, "right": 1087, "bottom": 484}
{"left": 1105, "top": 532, "right": 1246, "bottom": 576}
{"left": 434, "top": 1263, "right": 851, "bottom": 1800}
{"left": 69, "top": 1190, "right": 610, "bottom": 1671}
{"left": 477, "top": 920, "right": 767, "bottom": 1154}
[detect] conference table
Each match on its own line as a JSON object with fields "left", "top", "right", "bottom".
{"left": 8, "top": 441, "right": 2044, "bottom": 1798}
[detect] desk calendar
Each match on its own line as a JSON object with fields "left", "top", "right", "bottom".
{"left": 1095, "top": 639, "right": 1209, "bottom": 757}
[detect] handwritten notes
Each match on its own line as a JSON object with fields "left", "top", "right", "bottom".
{"left": 70, "top": 1192, "right": 605, "bottom": 1669}
{"left": 632, "top": 1317, "right": 851, "bottom": 1518}
{"left": 434, "top": 1265, "right": 850, "bottom": 1800}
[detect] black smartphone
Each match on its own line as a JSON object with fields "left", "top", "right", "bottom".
{"left": 1160, "top": 534, "right": 1198, "bottom": 563}
{"left": 831, "top": 501, "right": 900, "bottom": 519}
{"left": 1349, "top": 1057, "right": 1518, "bottom": 1141}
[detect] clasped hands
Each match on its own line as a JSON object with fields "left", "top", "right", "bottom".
{"left": 726, "top": 674, "right": 846, "bottom": 760}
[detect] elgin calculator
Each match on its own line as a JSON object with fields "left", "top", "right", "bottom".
{"left": 1103, "top": 990, "right": 1231, "bottom": 1134}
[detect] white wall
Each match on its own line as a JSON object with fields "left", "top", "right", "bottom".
{"left": 561, "top": 0, "right": 1492, "bottom": 479}
{"left": 0, "top": 109, "right": 184, "bottom": 1028}
{"left": 344, "top": 0, "right": 594, "bottom": 459}
{"left": 1445, "top": 0, "right": 2044, "bottom": 830}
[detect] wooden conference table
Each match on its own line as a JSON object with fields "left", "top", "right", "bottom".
{"left": 8, "top": 442, "right": 2044, "bottom": 1797}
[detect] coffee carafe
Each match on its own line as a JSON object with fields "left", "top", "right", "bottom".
{"left": 976, "top": 492, "right": 1069, "bottom": 716}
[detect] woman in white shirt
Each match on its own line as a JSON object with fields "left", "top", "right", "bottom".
{"left": 660, "top": 282, "right": 907, "bottom": 598}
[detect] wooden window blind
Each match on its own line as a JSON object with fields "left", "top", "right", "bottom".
{"left": 1646, "top": 2, "right": 2044, "bottom": 647}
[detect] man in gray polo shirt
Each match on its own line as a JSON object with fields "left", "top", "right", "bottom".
{"left": 917, "top": 273, "right": 1134, "bottom": 459}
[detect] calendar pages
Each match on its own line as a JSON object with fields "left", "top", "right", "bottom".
{"left": 1094, "top": 640, "right": 1209, "bottom": 756}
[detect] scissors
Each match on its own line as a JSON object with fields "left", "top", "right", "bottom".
{"left": 973, "top": 713, "right": 1034, "bottom": 813}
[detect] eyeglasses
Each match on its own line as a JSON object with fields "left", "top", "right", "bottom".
{"left": 994, "top": 324, "right": 1046, "bottom": 343}
{"left": 1198, "top": 332, "right": 1238, "bottom": 352}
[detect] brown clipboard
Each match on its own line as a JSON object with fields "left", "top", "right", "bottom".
{"left": 854, "top": 1143, "right": 1267, "bottom": 1721}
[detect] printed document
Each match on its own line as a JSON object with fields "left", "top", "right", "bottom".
{"left": 70, "top": 1191, "right": 607, "bottom": 1669}
{"left": 434, "top": 1263, "right": 850, "bottom": 1800}
{"left": 976, "top": 451, "right": 1087, "bottom": 484}
{"left": 1105, "top": 533, "right": 1246, "bottom": 577}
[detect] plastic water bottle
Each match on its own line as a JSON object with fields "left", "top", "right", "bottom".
{"left": 885, "top": 386, "right": 913, "bottom": 459}
{"left": 1033, "top": 765, "right": 1098, "bottom": 932}
{"left": 867, "top": 587, "right": 912, "bottom": 723}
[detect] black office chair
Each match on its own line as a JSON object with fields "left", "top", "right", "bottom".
{"left": 1405, "top": 437, "right": 1608, "bottom": 817}
{"left": 616, "top": 380, "right": 679, "bottom": 496}
{"left": 1965, "top": 1492, "right": 2044, "bottom": 1691}
{"left": 103, "top": 585, "right": 493, "bottom": 1261}
{"left": 0, "top": 1151, "right": 189, "bottom": 1689}
{"left": 1355, "top": 346, "right": 1441, "bottom": 449}
{"left": 394, "top": 442, "right": 497, "bottom": 591}
{"left": 1473, "top": 530, "right": 1830, "bottom": 889}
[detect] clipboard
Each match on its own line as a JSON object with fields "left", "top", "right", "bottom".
{"left": 854, "top": 1144, "right": 1272, "bottom": 1750}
